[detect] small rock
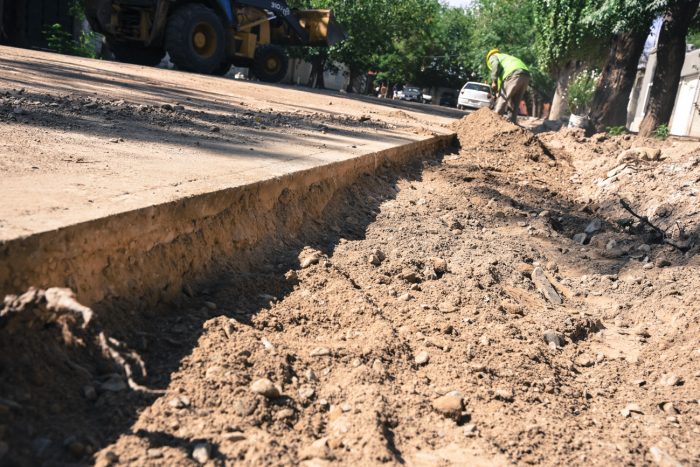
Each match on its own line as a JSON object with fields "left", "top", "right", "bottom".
{"left": 430, "top": 257, "right": 448, "bottom": 274}
{"left": 414, "top": 351, "right": 429, "bottom": 365}
{"left": 606, "top": 239, "right": 617, "bottom": 250}
{"left": 572, "top": 233, "right": 587, "bottom": 244}
{"left": 310, "top": 347, "right": 331, "bottom": 357}
{"left": 638, "top": 244, "right": 652, "bottom": 253}
{"left": 432, "top": 394, "right": 463, "bottom": 419}
{"left": 655, "top": 258, "right": 671, "bottom": 268}
{"left": 250, "top": 378, "right": 281, "bottom": 398}
{"left": 100, "top": 375, "right": 127, "bottom": 392}
{"left": 479, "top": 335, "right": 490, "bottom": 346}
{"left": 621, "top": 403, "right": 643, "bottom": 418}
{"left": 584, "top": 219, "right": 602, "bottom": 234}
{"left": 285, "top": 270, "right": 298, "bottom": 281}
{"left": 399, "top": 269, "right": 421, "bottom": 283}
{"left": 305, "top": 368, "right": 318, "bottom": 382}
{"left": 661, "top": 402, "right": 678, "bottom": 414}
{"left": 204, "top": 301, "right": 217, "bottom": 310}
{"left": 532, "top": 267, "right": 562, "bottom": 305}
{"left": 369, "top": 254, "right": 382, "bottom": 266}
{"left": 169, "top": 395, "right": 191, "bottom": 409}
{"left": 649, "top": 446, "right": 682, "bottom": 467}
{"left": 574, "top": 354, "right": 595, "bottom": 368}
{"left": 659, "top": 373, "right": 682, "bottom": 387}
{"left": 463, "top": 424, "right": 477, "bottom": 437}
{"left": 224, "top": 319, "right": 236, "bottom": 338}
{"left": 209, "top": 126, "right": 220, "bottom": 133}
{"left": 494, "top": 388, "right": 514, "bottom": 402}
{"left": 543, "top": 330, "right": 565, "bottom": 348}
{"left": 299, "top": 437, "right": 332, "bottom": 460}
{"left": 276, "top": 408, "right": 295, "bottom": 420}
{"left": 340, "top": 402, "right": 352, "bottom": 412}
{"left": 298, "top": 386, "right": 315, "bottom": 400}
{"left": 147, "top": 448, "right": 163, "bottom": 459}
{"left": 398, "top": 293, "right": 412, "bottom": 301}
{"left": 161, "top": 103, "right": 173, "bottom": 111}
{"left": 192, "top": 442, "right": 211, "bottom": 464}
{"left": 438, "top": 302, "right": 457, "bottom": 313}
{"left": 300, "top": 253, "right": 321, "bottom": 268}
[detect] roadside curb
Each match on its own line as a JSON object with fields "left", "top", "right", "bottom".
{"left": 0, "top": 133, "right": 456, "bottom": 307}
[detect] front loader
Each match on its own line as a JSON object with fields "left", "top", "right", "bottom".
{"left": 84, "top": 0, "right": 346, "bottom": 82}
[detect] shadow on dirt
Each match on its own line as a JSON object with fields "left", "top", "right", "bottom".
{"left": 0, "top": 148, "right": 438, "bottom": 465}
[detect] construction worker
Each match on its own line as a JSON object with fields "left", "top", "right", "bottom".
{"left": 486, "top": 49, "right": 530, "bottom": 123}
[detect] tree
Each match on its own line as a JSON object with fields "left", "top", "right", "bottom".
{"left": 639, "top": 0, "right": 700, "bottom": 136}
{"left": 533, "top": 0, "right": 601, "bottom": 120}
{"left": 584, "top": 0, "right": 667, "bottom": 131}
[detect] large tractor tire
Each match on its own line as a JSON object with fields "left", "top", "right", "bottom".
{"left": 252, "top": 45, "right": 289, "bottom": 83}
{"left": 108, "top": 41, "right": 164, "bottom": 67}
{"left": 212, "top": 62, "right": 232, "bottom": 76}
{"left": 165, "top": 4, "right": 225, "bottom": 75}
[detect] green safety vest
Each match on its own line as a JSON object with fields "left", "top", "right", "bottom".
{"left": 488, "top": 53, "right": 529, "bottom": 91}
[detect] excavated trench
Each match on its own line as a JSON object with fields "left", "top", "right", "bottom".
{"left": 2, "top": 110, "right": 699, "bottom": 466}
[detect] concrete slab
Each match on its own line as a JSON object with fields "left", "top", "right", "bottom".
{"left": 0, "top": 46, "right": 457, "bottom": 241}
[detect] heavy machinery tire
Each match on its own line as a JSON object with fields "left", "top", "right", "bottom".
{"left": 165, "top": 4, "right": 225, "bottom": 75}
{"left": 108, "top": 41, "right": 164, "bottom": 67}
{"left": 252, "top": 45, "right": 289, "bottom": 83}
{"left": 212, "top": 62, "right": 232, "bottom": 76}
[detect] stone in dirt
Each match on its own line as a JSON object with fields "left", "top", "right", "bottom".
{"left": 299, "top": 249, "right": 322, "bottom": 269}
{"left": 585, "top": 219, "right": 602, "bottom": 234}
{"left": 572, "top": 233, "right": 587, "bottom": 244}
{"left": 658, "top": 374, "right": 682, "bottom": 387}
{"left": 649, "top": 446, "right": 682, "bottom": 467}
{"left": 99, "top": 375, "right": 127, "bottom": 392}
{"left": 531, "top": 267, "right": 562, "bottom": 305}
{"left": 620, "top": 403, "right": 643, "bottom": 418}
{"left": 251, "top": 378, "right": 281, "bottom": 398}
{"left": 147, "top": 448, "right": 163, "bottom": 459}
{"left": 494, "top": 388, "right": 514, "bottom": 402}
{"left": 192, "top": 442, "right": 211, "bottom": 464}
{"left": 432, "top": 394, "right": 464, "bottom": 419}
{"left": 414, "top": 351, "right": 429, "bottom": 365}
{"left": 310, "top": 347, "right": 331, "bottom": 357}
{"left": 299, "top": 437, "right": 332, "bottom": 460}
{"left": 543, "top": 330, "right": 565, "bottom": 348}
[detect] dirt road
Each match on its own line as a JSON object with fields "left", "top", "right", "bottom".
{"left": 1, "top": 106, "right": 698, "bottom": 466}
{"left": 0, "top": 46, "right": 457, "bottom": 241}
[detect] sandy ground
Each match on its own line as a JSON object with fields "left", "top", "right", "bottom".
{"left": 0, "top": 46, "right": 459, "bottom": 240}
{"left": 1, "top": 109, "right": 698, "bottom": 466}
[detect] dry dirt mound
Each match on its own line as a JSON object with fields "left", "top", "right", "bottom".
{"left": 454, "top": 108, "right": 555, "bottom": 162}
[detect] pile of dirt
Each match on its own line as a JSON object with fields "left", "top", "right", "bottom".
{"left": 454, "top": 108, "right": 556, "bottom": 162}
{"left": 2, "top": 111, "right": 699, "bottom": 466}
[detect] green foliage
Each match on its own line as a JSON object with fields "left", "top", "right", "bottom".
{"left": 567, "top": 69, "right": 598, "bottom": 115}
{"left": 533, "top": 0, "right": 606, "bottom": 73}
{"left": 43, "top": 23, "right": 99, "bottom": 58}
{"left": 606, "top": 125, "right": 628, "bottom": 135}
{"left": 69, "top": 0, "right": 87, "bottom": 21}
{"left": 653, "top": 124, "right": 670, "bottom": 140}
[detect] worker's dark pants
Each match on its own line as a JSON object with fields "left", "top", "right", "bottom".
{"left": 495, "top": 71, "right": 530, "bottom": 123}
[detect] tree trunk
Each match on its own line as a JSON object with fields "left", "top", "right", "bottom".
{"left": 590, "top": 28, "right": 650, "bottom": 132}
{"left": 346, "top": 68, "right": 357, "bottom": 93}
{"left": 549, "top": 61, "right": 578, "bottom": 121}
{"left": 639, "top": 0, "right": 700, "bottom": 137}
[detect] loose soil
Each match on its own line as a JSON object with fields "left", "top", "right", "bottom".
{"left": 1, "top": 110, "right": 699, "bottom": 466}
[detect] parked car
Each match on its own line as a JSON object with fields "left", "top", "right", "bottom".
{"left": 422, "top": 89, "right": 433, "bottom": 104}
{"left": 400, "top": 86, "right": 423, "bottom": 102}
{"left": 457, "top": 82, "right": 494, "bottom": 110}
{"left": 439, "top": 92, "right": 457, "bottom": 107}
